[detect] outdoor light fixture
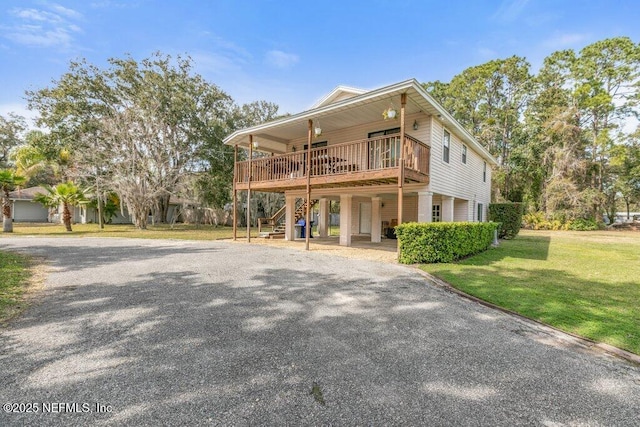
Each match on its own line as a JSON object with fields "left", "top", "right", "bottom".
{"left": 252, "top": 140, "right": 259, "bottom": 149}
{"left": 413, "top": 120, "right": 419, "bottom": 130}
{"left": 383, "top": 105, "right": 397, "bottom": 120}
{"left": 314, "top": 120, "right": 322, "bottom": 137}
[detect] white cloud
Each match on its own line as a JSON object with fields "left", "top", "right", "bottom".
{"left": 12, "top": 8, "right": 63, "bottom": 23}
{"left": 543, "top": 33, "right": 590, "bottom": 50}
{"left": 2, "top": 3, "right": 83, "bottom": 49}
{"left": 46, "top": 3, "right": 83, "bottom": 20}
{"left": 4, "top": 24, "right": 73, "bottom": 48}
{"left": 492, "top": 0, "right": 530, "bottom": 22}
{"left": 264, "top": 50, "right": 299, "bottom": 69}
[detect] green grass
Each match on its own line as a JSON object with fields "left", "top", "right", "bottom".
{"left": 0, "top": 223, "right": 259, "bottom": 240}
{"left": 0, "top": 250, "right": 33, "bottom": 323}
{"left": 422, "top": 229, "right": 640, "bottom": 355}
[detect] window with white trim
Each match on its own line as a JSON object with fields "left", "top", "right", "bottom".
{"left": 483, "top": 161, "right": 487, "bottom": 182}
{"left": 462, "top": 145, "right": 467, "bottom": 164}
{"left": 477, "top": 203, "right": 483, "bottom": 222}
{"left": 443, "top": 130, "right": 450, "bottom": 163}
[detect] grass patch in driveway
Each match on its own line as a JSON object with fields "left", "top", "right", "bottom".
{"left": 0, "top": 250, "right": 34, "bottom": 323}
{"left": 421, "top": 229, "right": 640, "bottom": 355}
{"left": 0, "top": 223, "right": 258, "bottom": 240}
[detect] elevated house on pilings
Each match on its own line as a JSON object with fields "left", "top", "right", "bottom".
{"left": 224, "top": 79, "right": 497, "bottom": 249}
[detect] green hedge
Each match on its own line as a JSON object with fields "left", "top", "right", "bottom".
{"left": 395, "top": 222, "right": 498, "bottom": 264}
{"left": 488, "top": 203, "right": 523, "bottom": 239}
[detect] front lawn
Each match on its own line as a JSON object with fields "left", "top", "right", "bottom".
{"left": 1, "top": 223, "right": 257, "bottom": 240}
{"left": 422, "top": 229, "right": 640, "bottom": 355}
{"left": 0, "top": 250, "right": 33, "bottom": 323}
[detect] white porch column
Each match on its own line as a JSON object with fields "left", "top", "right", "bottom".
{"left": 339, "top": 194, "right": 353, "bottom": 247}
{"left": 318, "top": 198, "right": 329, "bottom": 238}
{"left": 371, "top": 197, "right": 382, "bottom": 243}
{"left": 442, "top": 196, "right": 455, "bottom": 222}
{"left": 418, "top": 191, "right": 433, "bottom": 223}
{"left": 285, "top": 195, "right": 296, "bottom": 241}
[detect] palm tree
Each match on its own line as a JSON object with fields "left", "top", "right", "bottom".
{"left": 0, "top": 169, "right": 26, "bottom": 232}
{"left": 34, "top": 182, "right": 87, "bottom": 232}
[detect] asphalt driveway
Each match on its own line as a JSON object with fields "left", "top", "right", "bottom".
{"left": 1, "top": 237, "right": 639, "bottom": 426}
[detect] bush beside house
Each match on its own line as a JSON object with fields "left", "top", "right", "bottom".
{"left": 395, "top": 222, "right": 498, "bottom": 264}
{"left": 488, "top": 203, "right": 523, "bottom": 239}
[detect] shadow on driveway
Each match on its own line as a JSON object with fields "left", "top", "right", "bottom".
{"left": 0, "top": 237, "right": 638, "bottom": 426}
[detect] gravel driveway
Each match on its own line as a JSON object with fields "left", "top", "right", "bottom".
{"left": 1, "top": 237, "right": 639, "bottom": 426}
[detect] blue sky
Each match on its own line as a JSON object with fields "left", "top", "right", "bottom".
{"left": 1, "top": 0, "right": 639, "bottom": 125}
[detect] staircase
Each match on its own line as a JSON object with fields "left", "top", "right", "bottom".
{"left": 258, "top": 199, "right": 318, "bottom": 238}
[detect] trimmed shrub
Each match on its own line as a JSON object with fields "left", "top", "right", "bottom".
{"left": 395, "top": 222, "right": 498, "bottom": 264}
{"left": 488, "top": 203, "right": 523, "bottom": 239}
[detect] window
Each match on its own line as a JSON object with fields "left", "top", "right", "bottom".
{"left": 462, "top": 145, "right": 467, "bottom": 164}
{"left": 442, "top": 130, "right": 450, "bottom": 163}
{"left": 477, "top": 203, "right": 484, "bottom": 222}
{"left": 303, "top": 141, "right": 328, "bottom": 150}
{"left": 483, "top": 161, "right": 487, "bottom": 182}
{"left": 368, "top": 127, "right": 400, "bottom": 169}
{"left": 368, "top": 128, "right": 400, "bottom": 138}
{"left": 432, "top": 205, "right": 441, "bottom": 222}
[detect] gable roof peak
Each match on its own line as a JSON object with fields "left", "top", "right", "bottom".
{"left": 310, "top": 85, "right": 367, "bottom": 109}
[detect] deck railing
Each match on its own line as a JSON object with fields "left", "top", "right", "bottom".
{"left": 235, "top": 134, "right": 430, "bottom": 185}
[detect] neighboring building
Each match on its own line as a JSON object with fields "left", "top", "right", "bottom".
{"left": 8, "top": 186, "right": 49, "bottom": 222}
{"left": 8, "top": 186, "right": 188, "bottom": 225}
{"left": 224, "top": 79, "right": 497, "bottom": 246}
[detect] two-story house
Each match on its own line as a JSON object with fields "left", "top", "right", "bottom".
{"left": 224, "top": 79, "right": 497, "bottom": 247}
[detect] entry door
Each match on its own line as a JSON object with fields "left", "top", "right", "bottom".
{"left": 359, "top": 202, "right": 372, "bottom": 234}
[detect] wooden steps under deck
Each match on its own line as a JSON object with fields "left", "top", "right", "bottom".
{"left": 258, "top": 199, "right": 317, "bottom": 239}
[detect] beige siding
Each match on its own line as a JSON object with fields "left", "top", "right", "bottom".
{"left": 454, "top": 199, "right": 470, "bottom": 221}
{"left": 288, "top": 112, "right": 431, "bottom": 151}
{"left": 379, "top": 196, "right": 418, "bottom": 224}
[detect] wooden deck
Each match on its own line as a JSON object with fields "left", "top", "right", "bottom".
{"left": 235, "top": 134, "right": 430, "bottom": 192}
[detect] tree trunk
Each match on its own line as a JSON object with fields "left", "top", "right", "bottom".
{"left": 2, "top": 196, "right": 13, "bottom": 232}
{"left": 157, "top": 194, "right": 170, "bottom": 223}
{"left": 626, "top": 199, "right": 631, "bottom": 220}
{"left": 63, "top": 202, "right": 73, "bottom": 232}
{"left": 97, "top": 196, "right": 104, "bottom": 229}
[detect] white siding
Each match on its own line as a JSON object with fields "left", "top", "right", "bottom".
{"left": 12, "top": 201, "right": 48, "bottom": 222}
{"left": 429, "top": 118, "right": 492, "bottom": 214}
